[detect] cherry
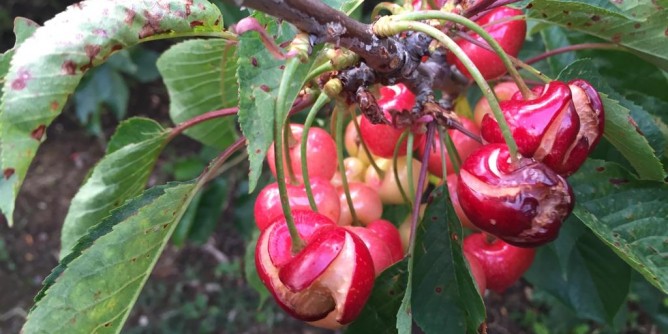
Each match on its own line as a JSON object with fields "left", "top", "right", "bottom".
{"left": 463, "top": 233, "right": 535, "bottom": 293}
{"left": 255, "top": 210, "right": 374, "bottom": 328}
{"left": 473, "top": 81, "right": 519, "bottom": 127}
{"left": 267, "top": 123, "right": 337, "bottom": 181}
{"left": 330, "top": 157, "right": 366, "bottom": 188}
{"left": 364, "top": 157, "right": 425, "bottom": 205}
{"left": 359, "top": 84, "right": 424, "bottom": 158}
{"left": 366, "top": 219, "right": 404, "bottom": 262}
{"left": 457, "top": 143, "right": 574, "bottom": 247}
{"left": 345, "top": 226, "right": 396, "bottom": 276}
{"left": 480, "top": 80, "right": 604, "bottom": 176}
{"left": 337, "top": 182, "right": 383, "bottom": 226}
{"left": 417, "top": 117, "right": 482, "bottom": 178}
{"left": 445, "top": 174, "right": 477, "bottom": 230}
{"left": 254, "top": 177, "right": 340, "bottom": 231}
{"left": 447, "top": 6, "right": 526, "bottom": 80}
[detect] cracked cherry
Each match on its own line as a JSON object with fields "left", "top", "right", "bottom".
{"left": 447, "top": 6, "right": 526, "bottom": 80}
{"left": 256, "top": 210, "right": 374, "bottom": 329}
{"left": 445, "top": 174, "right": 477, "bottom": 231}
{"left": 267, "top": 123, "right": 337, "bottom": 181}
{"left": 417, "top": 117, "right": 482, "bottom": 178}
{"left": 463, "top": 233, "right": 535, "bottom": 293}
{"left": 254, "top": 177, "right": 340, "bottom": 231}
{"left": 480, "top": 80, "right": 604, "bottom": 176}
{"left": 359, "top": 84, "right": 424, "bottom": 158}
{"left": 457, "top": 143, "right": 574, "bottom": 247}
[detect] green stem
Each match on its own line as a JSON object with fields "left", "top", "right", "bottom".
{"left": 336, "top": 107, "right": 360, "bottom": 224}
{"left": 351, "top": 112, "right": 385, "bottom": 178}
{"left": 301, "top": 93, "right": 332, "bottom": 212}
{"left": 374, "top": 18, "right": 519, "bottom": 159}
{"left": 283, "top": 122, "right": 298, "bottom": 184}
{"left": 275, "top": 58, "right": 305, "bottom": 253}
{"left": 371, "top": 2, "right": 404, "bottom": 19}
{"left": 393, "top": 131, "right": 413, "bottom": 208}
{"left": 442, "top": 128, "right": 461, "bottom": 174}
{"left": 391, "top": 11, "right": 532, "bottom": 98}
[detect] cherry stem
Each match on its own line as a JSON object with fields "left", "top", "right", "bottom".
{"left": 525, "top": 43, "right": 624, "bottom": 65}
{"left": 406, "top": 132, "right": 416, "bottom": 203}
{"left": 169, "top": 107, "right": 239, "bottom": 140}
{"left": 374, "top": 18, "right": 520, "bottom": 161}
{"left": 275, "top": 58, "right": 307, "bottom": 254}
{"left": 336, "top": 105, "right": 360, "bottom": 225}
{"left": 371, "top": 2, "right": 404, "bottom": 19}
{"left": 283, "top": 122, "right": 298, "bottom": 184}
{"left": 234, "top": 17, "right": 299, "bottom": 60}
{"left": 484, "top": 232, "right": 497, "bottom": 244}
{"left": 437, "top": 125, "right": 448, "bottom": 177}
{"left": 199, "top": 137, "right": 247, "bottom": 185}
{"left": 442, "top": 128, "right": 461, "bottom": 174}
{"left": 393, "top": 131, "right": 413, "bottom": 208}
{"left": 408, "top": 122, "right": 435, "bottom": 256}
{"left": 301, "top": 93, "right": 332, "bottom": 212}
{"left": 466, "top": 0, "right": 522, "bottom": 21}
{"left": 351, "top": 112, "right": 385, "bottom": 178}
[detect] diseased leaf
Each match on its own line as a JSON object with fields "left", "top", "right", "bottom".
{"left": 60, "top": 118, "right": 169, "bottom": 259}
{"left": 0, "top": 18, "right": 40, "bottom": 96}
{"left": 412, "top": 186, "right": 485, "bottom": 334}
{"left": 0, "top": 0, "right": 224, "bottom": 225}
{"left": 24, "top": 182, "right": 198, "bottom": 333}
{"left": 528, "top": 0, "right": 668, "bottom": 70}
{"left": 557, "top": 59, "right": 665, "bottom": 181}
{"left": 157, "top": 39, "right": 238, "bottom": 149}
{"left": 570, "top": 159, "right": 668, "bottom": 294}
{"left": 347, "top": 259, "right": 409, "bottom": 334}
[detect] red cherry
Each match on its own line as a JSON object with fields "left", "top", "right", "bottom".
{"left": 337, "top": 182, "right": 383, "bottom": 226}
{"left": 480, "top": 80, "right": 604, "bottom": 176}
{"left": 473, "top": 81, "right": 519, "bottom": 127}
{"left": 359, "top": 84, "right": 424, "bottom": 158}
{"left": 447, "top": 7, "right": 526, "bottom": 80}
{"left": 463, "top": 233, "right": 535, "bottom": 293}
{"left": 254, "top": 177, "right": 340, "bottom": 231}
{"left": 417, "top": 117, "right": 482, "bottom": 178}
{"left": 457, "top": 143, "right": 574, "bottom": 247}
{"left": 267, "top": 123, "right": 337, "bottom": 181}
{"left": 366, "top": 219, "right": 404, "bottom": 262}
{"left": 256, "top": 210, "right": 375, "bottom": 328}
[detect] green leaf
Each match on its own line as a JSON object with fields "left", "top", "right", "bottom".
{"left": 24, "top": 181, "right": 198, "bottom": 333}
{"left": 157, "top": 39, "right": 238, "bottom": 150}
{"left": 73, "top": 64, "right": 130, "bottom": 135}
{"left": 412, "top": 186, "right": 485, "bottom": 334}
{"left": 527, "top": 0, "right": 668, "bottom": 70}
{"left": 557, "top": 59, "right": 665, "bottom": 181}
{"left": 59, "top": 118, "right": 169, "bottom": 259}
{"left": 0, "top": 0, "right": 224, "bottom": 225}
{"left": 570, "top": 159, "right": 668, "bottom": 294}
{"left": 236, "top": 13, "right": 292, "bottom": 193}
{"left": 525, "top": 218, "right": 631, "bottom": 325}
{"left": 346, "top": 259, "right": 409, "bottom": 334}
{"left": 185, "top": 178, "right": 229, "bottom": 243}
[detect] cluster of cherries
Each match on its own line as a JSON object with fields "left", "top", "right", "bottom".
{"left": 252, "top": 5, "right": 605, "bottom": 329}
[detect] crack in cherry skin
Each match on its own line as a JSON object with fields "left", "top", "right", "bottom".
{"left": 447, "top": 6, "right": 527, "bottom": 80}
{"left": 457, "top": 144, "right": 574, "bottom": 247}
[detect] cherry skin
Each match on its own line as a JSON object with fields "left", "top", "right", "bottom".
{"left": 267, "top": 123, "right": 337, "bottom": 181}
{"left": 417, "top": 117, "right": 482, "bottom": 178}
{"left": 366, "top": 219, "right": 404, "bottom": 262}
{"left": 364, "top": 157, "right": 425, "bottom": 205}
{"left": 330, "top": 157, "right": 366, "bottom": 188}
{"left": 254, "top": 177, "right": 340, "bottom": 231}
{"left": 345, "top": 226, "right": 396, "bottom": 276}
{"left": 463, "top": 233, "right": 535, "bottom": 293}
{"left": 256, "top": 210, "right": 375, "bottom": 329}
{"left": 447, "top": 6, "right": 527, "bottom": 80}
{"left": 445, "top": 174, "right": 477, "bottom": 231}
{"left": 473, "top": 81, "right": 519, "bottom": 127}
{"left": 359, "top": 84, "right": 424, "bottom": 158}
{"left": 337, "top": 182, "right": 383, "bottom": 226}
{"left": 457, "top": 143, "right": 574, "bottom": 247}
